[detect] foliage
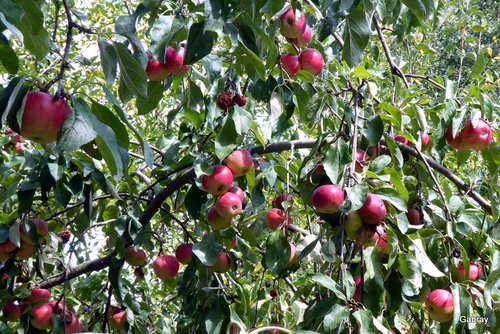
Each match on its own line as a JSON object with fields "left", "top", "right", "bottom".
{"left": 0, "top": 0, "right": 499, "bottom": 333}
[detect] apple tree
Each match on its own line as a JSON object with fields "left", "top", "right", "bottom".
{"left": 0, "top": 0, "right": 499, "bottom": 333}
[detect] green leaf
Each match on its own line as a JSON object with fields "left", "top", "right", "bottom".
{"left": 342, "top": 1, "right": 376, "bottom": 67}
{"left": 57, "top": 97, "right": 97, "bottom": 152}
{"left": 98, "top": 38, "right": 118, "bottom": 85}
{"left": 0, "top": 40, "right": 18, "bottom": 74}
{"left": 352, "top": 309, "right": 376, "bottom": 334}
{"left": 113, "top": 42, "right": 148, "bottom": 100}
{"left": 185, "top": 184, "right": 207, "bottom": 220}
{"left": 451, "top": 283, "right": 471, "bottom": 331}
{"left": 324, "top": 140, "right": 350, "bottom": 185}
{"left": 1, "top": 76, "right": 27, "bottom": 131}
{"left": 15, "top": 0, "right": 43, "bottom": 34}
{"left": 398, "top": 253, "right": 423, "bottom": 296}
{"left": 17, "top": 16, "right": 49, "bottom": 60}
{"left": 184, "top": 21, "right": 214, "bottom": 65}
{"left": 215, "top": 115, "right": 238, "bottom": 160}
{"left": 470, "top": 49, "right": 486, "bottom": 78}
{"left": 309, "top": 274, "right": 346, "bottom": 300}
{"left": 264, "top": 229, "right": 290, "bottom": 275}
{"left": 401, "top": 0, "right": 435, "bottom": 22}
{"left": 192, "top": 232, "right": 223, "bottom": 266}
{"left": 364, "top": 115, "right": 384, "bottom": 145}
{"left": 345, "top": 184, "right": 369, "bottom": 211}
{"left": 296, "top": 235, "right": 322, "bottom": 263}
{"left": 374, "top": 187, "right": 407, "bottom": 212}
{"left": 232, "top": 107, "right": 252, "bottom": 135}
{"left": 109, "top": 256, "right": 125, "bottom": 304}
{"left": 0, "top": 0, "right": 23, "bottom": 28}
{"left": 149, "top": 15, "right": 185, "bottom": 60}
{"left": 91, "top": 101, "right": 129, "bottom": 149}
{"left": 9, "top": 221, "right": 21, "bottom": 247}
{"left": 324, "top": 305, "right": 350, "bottom": 332}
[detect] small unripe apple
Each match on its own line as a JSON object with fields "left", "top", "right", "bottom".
{"left": 2, "top": 303, "right": 21, "bottom": 321}
{"left": 153, "top": 255, "right": 179, "bottom": 280}
{"left": 272, "top": 193, "right": 294, "bottom": 211}
{"left": 280, "top": 54, "right": 301, "bottom": 78}
{"left": 457, "top": 262, "right": 481, "bottom": 281}
{"left": 164, "top": 46, "right": 190, "bottom": 75}
{"left": 425, "top": 289, "right": 454, "bottom": 323}
{"left": 201, "top": 165, "right": 234, "bottom": 196}
{"left": 287, "top": 243, "right": 297, "bottom": 267}
{"left": 266, "top": 208, "right": 289, "bottom": 230}
{"left": 207, "top": 252, "right": 231, "bottom": 273}
{"left": 228, "top": 186, "right": 245, "bottom": 202}
{"left": 364, "top": 225, "right": 389, "bottom": 257}
{"left": 353, "top": 276, "right": 362, "bottom": 301}
{"left": 312, "top": 184, "right": 344, "bottom": 214}
{"left": 20, "top": 92, "right": 71, "bottom": 144}
{"left": 345, "top": 210, "right": 363, "bottom": 239}
{"left": 358, "top": 193, "right": 386, "bottom": 225}
{"left": 280, "top": 8, "right": 307, "bottom": 39}
{"left": 146, "top": 54, "right": 170, "bottom": 81}
{"left": 0, "top": 239, "right": 17, "bottom": 253}
{"left": 207, "top": 206, "right": 234, "bottom": 230}
{"left": 299, "top": 49, "right": 323, "bottom": 76}
{"left": 215, "top": 192, "right": 242, "bottom": 218}
{"left": 287, "top": 24, "right": 312, "bottom": 46}
{"left": 225, "top": 149, "right": 253, "bottom": 177}
{"left": 109, "top": 310, "right": 127, "bottom": 330}
{"left": 175, "top": 243, "right": 193, "bottom": 264}
{"left": 20, "top": 218, "right": 49, "bottom": 245}
{"left": 16, "top": 242, "right": 37, "bottom": 260}
{"left": 420, "top": 132, "right": 431, "bottom": 151}
{"left": 406, "top": 209, "right": 423, "bottom": 225}
{"left": 124, "top": 247, "right": 147, "bottom": 266}
{"left": 28, "top": 288, "right": 51, "bottom": 304}
{"left": 30, "top": 304, "right": 53, "bottom": 330}
{"left": 355, "top": 149, "right": 368, "bottom": 172}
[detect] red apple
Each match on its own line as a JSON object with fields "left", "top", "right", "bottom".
{"left": 48, "top": 300, "right": 66, "bottom": 313}
{"left": 215, "top": 192, "right": 242, "bottom": 218}
{"left": 232, "top": 93, "right": 248, "bottom": 107}
{"left": 312, "top": 184, "right": 344, "bottom": 214}
{"left": 446, "top": 119, "right": 492, "bottom": 151}
{"left": 280, "top": 54, "right": 301, "bottom": 78}
{"left": 175, "top": 243, "right": 193, "bottom": 264}
{"left": 358, "top": 193, "right": 386, "bottom": 225}
{"left": 0, "top": 239, "right": 17, "bottom": 253}
{"left": 109, "top": 310, "right": 127, "bottom": 330}
{"left": 369, "top": 144, "right": 389, "bottom": 157}
{"left": 201, "top": 165, "right": 234, "bottom": 196}
{"left": 457, "top": 262, "right": 481, "bottom": 281}
{"left": 164, "top": 46, "right": 190, "bottom": 75}
{"left": 420, "top": 132, "right": 431, "bottom": 151}
{"left": 146, "top": 54, "right": 170, "bottom": 81}
{"left": 207, "top": 252, "right": 231, "bottom": 273}
{"left": 30, "top": 304, "right": 53, "bottom": 330}
{"left": 280, "top": 8, "right": 307, "bottom": 39}
{"left": 299, "top": 49, "right": 323, "bottom": 76}
{"left": 406, "top": 209, "right": 423, "bottom": 226}
{"left": 2, "top": 303, "right": 21, "bottom": 321}
{"left": 207, "top": 206, "right": 234, "bottom": 230}
{"left": 364, "top": 225, "right": 389, "bottom": 257}
{"left": 312, "top": 160, "right": 325, "bottom": 176}
{"left": 16, "top": 242, "right": 37, "bottom": 260}
{"left": 425, "top": 289, "right": 454, "bottom": 323}
{"left": 353, "top": 276, "right": 362, "bottom": 301}
{"left": 61, "top": 311, "right": 80, "bottom": 334}
{"left": 270, "top": 289, "right": 279, "bottom": 298}
{"left": 20, "top": 92, "right": 71, "bottom": 144}
{"left": 217, "top": 91, "right": 235, "bottom": 110}
{"left": 394, "top": 134, "right": 411, "bottom": 146}
{"left": 287, "top": 24, "right": 312, "bottom": 46}
{"left": 20, "top": 218, "right": 49, "bottom": 245}
{"left": 228, "top": 186, "right": 245, "bottom": 202}
{"left": 266, "top": 208, "right": 290, "bottom": 230}
{"left": 28, "top": 288, "right": 51, "bottom": 304}
{"left": 225, "top": 149, "right": 253, "bottom": 176}
{"left": 355, "top": 149, "right": 368, "bottom": 172}
{"left": 153, "top": 255, "right": 179, "bottom": 280}
{"left": 272, "top": 193, "right": 294, "bottom": 211}
{"left": 124, "top": 247, "right": 147, "bottom": 266}
{"left": 287, "top": 243, "right": 297, "bottom": 267}
{"left": 5, "top": 129, "right": 22, "bottom": 144}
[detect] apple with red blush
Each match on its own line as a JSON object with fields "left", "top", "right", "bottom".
{"left": 225, "top": 149, "right": 253, "bottom": 177}
{"left": 312, "top": 184, "right": 344, "bottom": 214}
{"left": 457, "top": 262, "right": 481, "bottom": 281}
{"left": 164, "top": 46, "right": 190, "bottom": 75}
{"left": 153, "top": 255, "right": 179, "bottom": 280}
{"left": 299, "top": 49, "right": 323, "bottom": 76}
{"left": 425, "top": 289, "right": 454, "bottom": 323}
{"left": 175, "top": 243, "right": 194, "bottom": 264}
{"left": 124, "top": 247, "right": 147, "bottom": 266}
{"left": 201, "top": 165, "right": 234, "bottom": 196}
{"left": 358, "top": 193, "right": 386, "bottom": 225}
{"left": 207, "top": 252, "right": 232, "bottom": 273}
{"left": 280, "top": 8, "right": 307, "bottom": 39}
{"left": 207, "top": 206, "right": 234, "bottom": 230}
{"left": 280, "top": 54, "right": 301, "bottom": 78}
{"left": 266, "top": 208, "right": 290, "bottom": 230}
{"left": 215, "top": 192, "right": 242, "bottom": 218}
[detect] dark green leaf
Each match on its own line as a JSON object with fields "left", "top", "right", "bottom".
{"left": 98, "top": 38, "right": 118, "bottom": 85}
{"left": 113, "top": 43, "right": 148, "bottom": 100}
{"left": 264, "top": 229, "right": 290, "bottom": 275}
{"left": 0, "top": 40, "right": 18, "bottom": 74}
{"left": 192, "top": 232, "right": 223, "bottom": 266}
{"left": 184, "top": 21, "right": 214, "bottom": 65}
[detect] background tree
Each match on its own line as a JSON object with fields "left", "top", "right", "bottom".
{"left": 0, "top": 0, "right": 499, "bottom": 333}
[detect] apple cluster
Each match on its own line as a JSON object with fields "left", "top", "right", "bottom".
{"left": 2, "top": 288, "right": 84, "bottom": 333}
{"left": 3, "top": 129, "right": 23, "bottom": 153}
{"left": 278, "top": 8, "right": 324, "bottom": 78}
{"left": 145, "top": 46, "right": 190, "bottom": 81}
{"left": 0, "top": 218, "right": 49, "bottom": 262}
{"left": 446, "top": 118, "right": 493, "bottom": 151}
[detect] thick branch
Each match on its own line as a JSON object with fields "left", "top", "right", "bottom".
{"left": 38, "top": 253, "right": 114, "bottom": 289}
